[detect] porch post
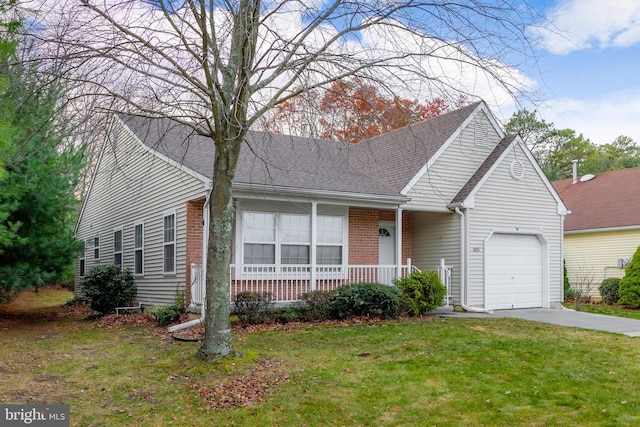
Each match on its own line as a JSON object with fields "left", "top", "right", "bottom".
{"left": 201, "top": 186, "right": 211, "bottom": 308}
{"left": 396, "top": 208, "right": 403, "bottom": 279}
{"left": 310, "top": 202, "right": 317, "bottom": 292}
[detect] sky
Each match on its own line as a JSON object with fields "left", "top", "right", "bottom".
{"left": 26, "top": 0, "right": 639, "bottom": 146}
{"left": 518, "top": 0, "right": 640, "bottom": 145}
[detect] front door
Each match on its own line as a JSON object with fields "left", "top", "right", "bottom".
{"left": 378, "top": 222, "right": 396, "bottom": 284}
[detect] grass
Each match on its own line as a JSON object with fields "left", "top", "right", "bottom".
{"left": 1, "top": 286, "right": 74, "bottom": 311}
{"left": 563, "top": 301, "right": 640, "bottom": 321}
{"left": 3, "top": 291, "right": 640, "bottom": 426}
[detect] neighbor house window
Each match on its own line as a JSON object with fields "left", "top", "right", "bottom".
{"left": 93, "top": 236, "right": 100, "bottom": 260}
{"left": 79, "top": 240, "right": 86, "bottom": 277}
{"left": 113, "top": 229, "right": 123, "bottom": 268}
{"left": 134, "top": 222, "right": 144, "bottom": 276}
{"left": 316, "top": 215, "right": 344, "bottom": 265}
{"left": 163, "top": 213, "right": 176, "bottom": 274}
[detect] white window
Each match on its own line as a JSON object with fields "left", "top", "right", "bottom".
{"left": 280, "top": 214, "right": 310, "bottom": 265}
{"left": 79, "top": 240, "right": 86, "bottom": 277}
{"left": 163, "top": 213, "right": 176, "bottom": 274}
{"left": 316, "top": 215, "right": 344, "bottom": 265}
{"left": 241, "top": 211, "right": 344, "bottom": 269}
{"left": 243, "top": 212, "right": 276, "bottom": 265}
{"left": 93, "top": 236, "right": 100, "bottom": 260}
{"left": 134, "top": 222, "right": 144, "bottom": 276}
{"left": 113, "top": 229, "right": 123, "bottom": 268}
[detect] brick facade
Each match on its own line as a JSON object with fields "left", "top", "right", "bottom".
{"left": 348, "top": 207, "right": 412, "bottom": 265}
{"left": 185, "top": 198, "right": 205, "bottom": 305}
{"left": 187, "top": 204, "right": 412, "bottom": 304}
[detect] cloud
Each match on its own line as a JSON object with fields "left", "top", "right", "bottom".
{"left": 357, "top": 20, "right": 535, "bottom": 109}
{"left": 26, "top": 0, "right": 533, "bottom": 119}
{"left": 537, "top": 92, "right": 640, "bottom": 144}
{"left": 531, "top": 0, "right": 640, "bottom": 54}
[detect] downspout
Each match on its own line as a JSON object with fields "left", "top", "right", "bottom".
{"left": 168, "top": 185, "right": 212, "bottom": 332}
{"left": 454, "top": 207, "right": 493, "bottom": 314}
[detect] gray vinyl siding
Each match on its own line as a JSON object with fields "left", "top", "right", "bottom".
{"left": 75, "top": 118, "right": 206, "bottom": 306}
{"left": 405, "top": 110, "right": 501, "bottom": 211}
{"left": 465, "top": 144, "right": 564, "bottom": 308}
{"left": 411, "top": 211, "right": 462, "bottom": 304}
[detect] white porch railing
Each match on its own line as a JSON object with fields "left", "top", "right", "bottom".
{"left": 190, "top": 263, "right": 204, "bottom": 308}
{"left": 189, "top": 263, "right": 418, "bottom": 305}
{"left": 436, "top": 258, "right": 453, "bottom": 306}
{"left": 188, "top": 261, "right": 453, "bottom": 307}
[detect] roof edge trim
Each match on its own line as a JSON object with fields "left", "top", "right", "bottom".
{"left": 74, "top": 117, "right": 114, "bottom": 236}
{"left": 233, "top": 183, "right": 409, "bottom": 205}
{"left": 565, "top": 224, "right": 640, "bottom": 235}
{"left": 401, "top": 101, "right": 488, "bottom": 195}
{"left": 119, "top": 115, "right": 211, "bottom": 185}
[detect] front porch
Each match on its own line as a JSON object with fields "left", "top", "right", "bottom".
{"left": 189, "top": 260, "right": 452, "bottom": 307}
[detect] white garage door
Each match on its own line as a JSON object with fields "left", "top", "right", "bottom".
{"left": 486, "top": 234, "right": 542, "bottom": 310}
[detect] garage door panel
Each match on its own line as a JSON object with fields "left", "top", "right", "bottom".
{"left": 486, "top": 234, "right": 542, "bottom": 310}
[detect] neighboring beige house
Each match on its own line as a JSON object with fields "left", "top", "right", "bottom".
{"left": 553, "top": 166, "right": 640, "bottom": 297}
{"left": 75, "top": 101, "right": 568, "bottom": 312}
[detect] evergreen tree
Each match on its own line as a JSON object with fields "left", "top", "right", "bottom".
{"left": 618, "top": 245, "right": 640, "bottom": 308}
{"left": 0, "top": 21, "right": 84, "bottom": 299}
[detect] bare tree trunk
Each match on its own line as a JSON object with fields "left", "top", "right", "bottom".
{"left": 197, "top": 137, "right": 242, "bottom": 358}
{"left": 29, "top": 0, "right": 541, "bottom": 360}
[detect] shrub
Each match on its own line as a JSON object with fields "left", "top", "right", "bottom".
{"left": 330, "top": 282, "right": 400, "bottom": 320}
{"left": 599, "top": 278, "right": 621, "bottom": 305}
{"left": 299, "top": 290, "right": 336, "bottom": 321}
{"left": 563, "top": 260, "right": 575, "bottom": 300}
{"left": 63, "top": 296, "right": 87, "bottom": 307}
{"left": 394, "top": 270, "right": 446, "bottom": 315}
{"left": 619, "top": 245, "right": 640, "bottom": 308}
{"left": 233, "top": 291, "right": 275, "bottom": 325}
{"left": 273, "top": 306, "right": 304, "bottom": 323}
{"left": 81, "top": 264, "right": 136, "bottom": 314}
{"left": 151, "top": 305, "right": 181, "bottom": 326}
{"left": 151, "top": 288, "right": 186, "bottom": 326}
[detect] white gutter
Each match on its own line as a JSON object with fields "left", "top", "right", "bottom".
{"left": 232, "top": 183, "right": 410, "bottom": 206}
{"left": 168, "top": 185, "right": 211, "bottom": 333}
{"left": 454, "top": 207, "right": 493, "bottom": 314}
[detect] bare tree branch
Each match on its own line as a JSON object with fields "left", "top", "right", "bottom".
{"left": 22, "top": 0, "right": 544, "bottom": 358}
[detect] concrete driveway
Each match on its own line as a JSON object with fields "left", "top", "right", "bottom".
{"left": 435, "top": 307, "right": 640, "bottom": 337}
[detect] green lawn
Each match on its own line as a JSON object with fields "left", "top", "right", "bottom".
{"left": 2, "top": 297, "right": 640, "bottom": 426}
{"left": 564, "top": 301, "right": 640, "bottom": 320}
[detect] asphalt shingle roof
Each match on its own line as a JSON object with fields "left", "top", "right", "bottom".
{"left": 347, "top": 102, "right": 482, "bottom": 192}
{"left": 552, "top": 166, "right": 640, "bottom": 231}
{"left": 119, "top": 101, "right": 482, "bottom": 201}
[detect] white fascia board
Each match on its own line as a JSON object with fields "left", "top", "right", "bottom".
{"left": 456, "top": 136, "right": 569, "bottom": 216}
{"left": 455, "top": 138, "right": 517, "bottom": 207}
{"left": 512, "top": 137, "right": 569, "bottom": 215}
{"left": 74, "top": 117, "right": 114, "bottom": 236}
{"left": 116, "top": 115, "right": 211, "bottom": 187}
{"left": 481, "top": 103, "right": 506, "bottom": 140}
{"left": 233, "top": 184, "right": 409, "bottom": 209}
{"left": 401, "top": 102, "right": 491, "bottom": 196}
{"left": 399, "top": 204, "right": 452, "bottom": 213}
{"left": 565, "top": 225, "right": 640, "bottom": 235}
